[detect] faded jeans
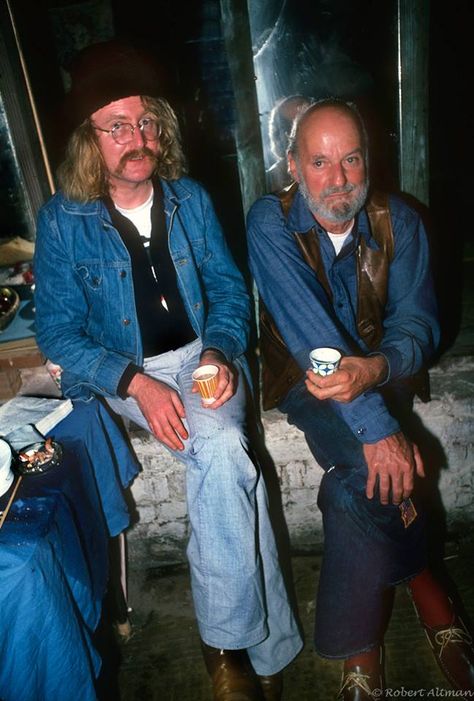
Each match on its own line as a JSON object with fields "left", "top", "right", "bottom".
{"left": 107, "top": 339, "right": 302, "bottom": 675}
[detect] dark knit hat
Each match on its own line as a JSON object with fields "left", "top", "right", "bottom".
{"left": 64, "top": 39, "right": 162, "bottom": 128}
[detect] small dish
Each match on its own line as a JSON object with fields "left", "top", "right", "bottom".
{"left": 14, "top": 438, "right": 63, "bottom": 476}
{"left": 0, "top": 438, "right": 14, "bottom": 496}
{"left": 0, "top": 287, "right": 20, "bottom": 331}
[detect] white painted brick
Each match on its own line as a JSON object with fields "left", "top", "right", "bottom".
{"left": 126, "top": 361, "right": 474, "bottom": 566}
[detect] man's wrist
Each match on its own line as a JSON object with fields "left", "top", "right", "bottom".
{"left": 367, "top": 354, "right": 389, "bottom": 386}
{"left": 200, "top": 347, "right": 227, "bottom": 363}
{"left": 117, "top": 363, "right": 142, "bottom": 399}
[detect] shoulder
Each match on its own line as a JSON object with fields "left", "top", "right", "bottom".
{"left": 38, "top": 191, "right": 102, "bottom": 221}
{"left": 162, "top": 175, "right": 209, "bottom": 202}
{"left": 247, "top": 193, "right": 284, "bottom": 230}
{"left": 386, "top": 193, "right": 423, "bottom": 231}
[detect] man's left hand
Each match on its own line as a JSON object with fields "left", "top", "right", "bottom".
{"left": 193, "top": 348, "right": 238, "bottom": 408}
{"left": 305, "top": 355, "right": 388, "bottom": 403}
{"left": 363, "top": 432, "right": 425, "bottom": 505}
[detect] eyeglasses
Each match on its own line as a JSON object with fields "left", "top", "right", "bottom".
{"left": 93, "top": 118, "right": 161, "bottom": 145}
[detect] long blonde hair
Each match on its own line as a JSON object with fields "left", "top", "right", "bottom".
{"left": 57, "top": 96, "right": 187, "bottom": 202}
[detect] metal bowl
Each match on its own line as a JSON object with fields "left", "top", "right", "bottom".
{"left": 0, "top": 286, "right": 20, "bottom": 331}
{"left": 14, "top": 439, "right": 63, "bottom": 476}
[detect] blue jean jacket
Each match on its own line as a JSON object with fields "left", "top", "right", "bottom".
{"left": 34, "top": 177, "right": 250, "bottom": 399}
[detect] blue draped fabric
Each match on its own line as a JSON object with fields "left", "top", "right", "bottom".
{"left": 0, "top": 399, "right": 139, "bottom": 701}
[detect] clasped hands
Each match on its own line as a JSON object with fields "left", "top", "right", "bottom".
{"left": 305, "top": 354, "right": 425, "bottom": 505}
{"left": 127, "top": 349, "right": 237, "bottom": 452}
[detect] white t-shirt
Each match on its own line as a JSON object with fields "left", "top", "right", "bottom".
{"left": 115, "top": 189, "right": 154, "bottom": 242}
{"left": 326, "top": 221, "right": 354, "bottom": 255}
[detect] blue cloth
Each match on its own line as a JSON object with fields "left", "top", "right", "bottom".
{"left": 0, "top": 400, "right": 139, "bottom": 701}
{"left": 106, "top": 338, "right": 303, "bottom": 675}
{"left": 247, "top": 189, "right": 440, "bottom": 443}
{"left": 33, "top": 177, "right": 251, "bottom": 400}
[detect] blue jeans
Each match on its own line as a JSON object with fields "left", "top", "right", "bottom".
{"left": 279, "top": 379, "right": 426, "bottom": 659}
{"left": 107, "top": 339, "right": 302, "bottom": 675}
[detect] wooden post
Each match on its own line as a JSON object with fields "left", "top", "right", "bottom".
{"left": 397, "top": 0, "right": 430, "bottom": 205}
{"left": 219, "top": 0, "right": 266, "bottom": 216}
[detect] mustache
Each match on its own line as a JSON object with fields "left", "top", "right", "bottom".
{"left": 321, "top": 183, "right": 357, "bottom": 197}
{"left": 116, "top": 147, "right": 158, "bottom": 174}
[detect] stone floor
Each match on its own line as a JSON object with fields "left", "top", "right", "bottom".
{"left": 93, "top": 531, "right": 474, "bottom": 701}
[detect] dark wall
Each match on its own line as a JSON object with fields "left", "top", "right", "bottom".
{"left": 429, "top": 0, "right": 474, "bottom": 353}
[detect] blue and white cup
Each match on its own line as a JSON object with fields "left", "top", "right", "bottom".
{"left": 309, "top": 347, "right": 342, "bottom": 376}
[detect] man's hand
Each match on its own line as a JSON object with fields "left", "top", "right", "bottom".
{"left": 127, "top": 373, "right": 188, "bottom": 451}
{"left": 305, "top": 354, "right": 388, "bottom": 403}
{"left": 194, "top": 348, "right": 238, "bottom": 409}
{"left": 363, "top": 432, "right": 425, "bottom": 505}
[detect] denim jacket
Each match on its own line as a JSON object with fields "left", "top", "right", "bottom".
{"left": 247, "top": 188, "right": 440, "bottom": 443}
{"left": 34, "top": 177, "right": 250, "bottom": 399}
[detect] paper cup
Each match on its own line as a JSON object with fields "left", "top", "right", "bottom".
{"left": 192, "top": 364, "right": 219, "bottom": 404}
{"left": 309, "top": 347, "right": 342, "bottom": 376}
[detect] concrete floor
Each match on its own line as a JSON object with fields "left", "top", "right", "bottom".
{"left": 97, "top": 533, "right": 474, "bottom": 701}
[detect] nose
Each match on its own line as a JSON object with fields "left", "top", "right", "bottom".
{"left": 131, "top": 124, "right": 146, "bottom": 146}
{"left": 330, "top": 162, "right": 347, "bottom": 188}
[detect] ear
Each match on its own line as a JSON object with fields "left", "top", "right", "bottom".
{"left": 288, "top": 153, "right": 299, "bottom": 182}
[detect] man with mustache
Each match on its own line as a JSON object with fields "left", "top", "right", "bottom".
{"left": 33, "top": 40, "right": 302, "bottom": 700}
{"left": 247, "top": 98, "right": 474, "bottom": 698}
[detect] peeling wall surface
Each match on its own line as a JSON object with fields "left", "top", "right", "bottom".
{"left": 126, "top": 356, "right": 474, "bottom": 567}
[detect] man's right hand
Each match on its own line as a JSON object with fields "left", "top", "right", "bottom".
{"left": 363, "top": 432, "right": 425, "bottom": 505}
{"left": 127, "top": 373, "right": 188, "bottom": 451}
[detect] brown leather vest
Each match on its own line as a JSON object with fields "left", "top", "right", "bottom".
{"left": 259, "top": 184, "right": 429, "bottom": 410}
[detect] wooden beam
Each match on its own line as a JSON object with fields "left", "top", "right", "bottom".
{"left": 397, "top": 0, "right": 430, "bottom": 205}
{"left": 219, "top": 0, "right": 266, "bottom": 216}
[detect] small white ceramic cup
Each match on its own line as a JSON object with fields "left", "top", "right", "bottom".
{"left": 309, "top": 347, "right": 342, "bottom": 376}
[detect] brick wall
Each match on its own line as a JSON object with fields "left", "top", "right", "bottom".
{"left": 125, "top": 357, "right": 474, "bottom": 567}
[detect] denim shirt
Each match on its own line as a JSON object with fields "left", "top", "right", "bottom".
{"left": 34, "top": 177, "right": 250, "bottom": 400}
{"left": 246, "top": 189, "right": 440, "bottom": 443}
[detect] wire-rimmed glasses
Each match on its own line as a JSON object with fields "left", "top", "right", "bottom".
{"left": 93, "top": 117, "right": 161, "bottom": 145}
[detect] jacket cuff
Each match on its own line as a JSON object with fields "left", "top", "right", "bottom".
{"left": 117, "top": 363, "right": 142, "bottom": 399}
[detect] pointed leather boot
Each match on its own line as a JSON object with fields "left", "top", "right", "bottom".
{"left": 200, "top": 641, "right": 263, "bottom": 701}
{"left": 258, "top": 672, "right": 283, "bottom": 701}
{"left": 337, "top": 649, "right": 384, "bottom": 701}
{"left": 423, "top": 616, "right": 474, "bottom": 691}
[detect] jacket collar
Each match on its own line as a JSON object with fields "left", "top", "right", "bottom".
{"left": 58, "top": 176, "right": 192, "bottom": 216}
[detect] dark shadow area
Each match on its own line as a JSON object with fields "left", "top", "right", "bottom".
{"left": 245, "top": 380, "right": 305, "bottom": 638}
{"left": 428, "top": 1, "right": 473, "bottom": 356}
{"left": 94, "top": 595, "right": 123, "bottom": 701}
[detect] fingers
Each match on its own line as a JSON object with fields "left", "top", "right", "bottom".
{"left": 195, "top": 361, "right": 238, "bottom": 409}
{"left": 365, "top": 465, "right": 377, "bottom": 500}
{"left": 363, "top": 433, "right": 416, "bottom": 505}
{"left": 378, "top": 472, "right": 392, "bottom": 505}
{"left": 413, "top": 442, "right": 425, "bottom": 479}
{"left": 134, "top": 379, "right": 188, "bottom": 452}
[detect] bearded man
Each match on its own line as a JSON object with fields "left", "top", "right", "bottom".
{"left": 33, "top": 39, "right": 302, "bottom": 701}
{"left": 247, "top": 98, "right": 474, "bottom": 698}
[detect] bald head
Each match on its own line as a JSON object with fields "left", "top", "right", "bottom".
{"left": 288, "top": 99, "right": 368, "bottom": 162}
{"left": 287, "top": 99, "right": 369, "bottom": 232}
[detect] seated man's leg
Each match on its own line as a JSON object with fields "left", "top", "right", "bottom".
{"left": 279, "top": 380, "right": 426, "bottom": 660}
{"left": 175, "top": 342, "right": 302, "bottom": 674}
{"left": 107, "top": 340, "right": 302, "bottom": 675}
